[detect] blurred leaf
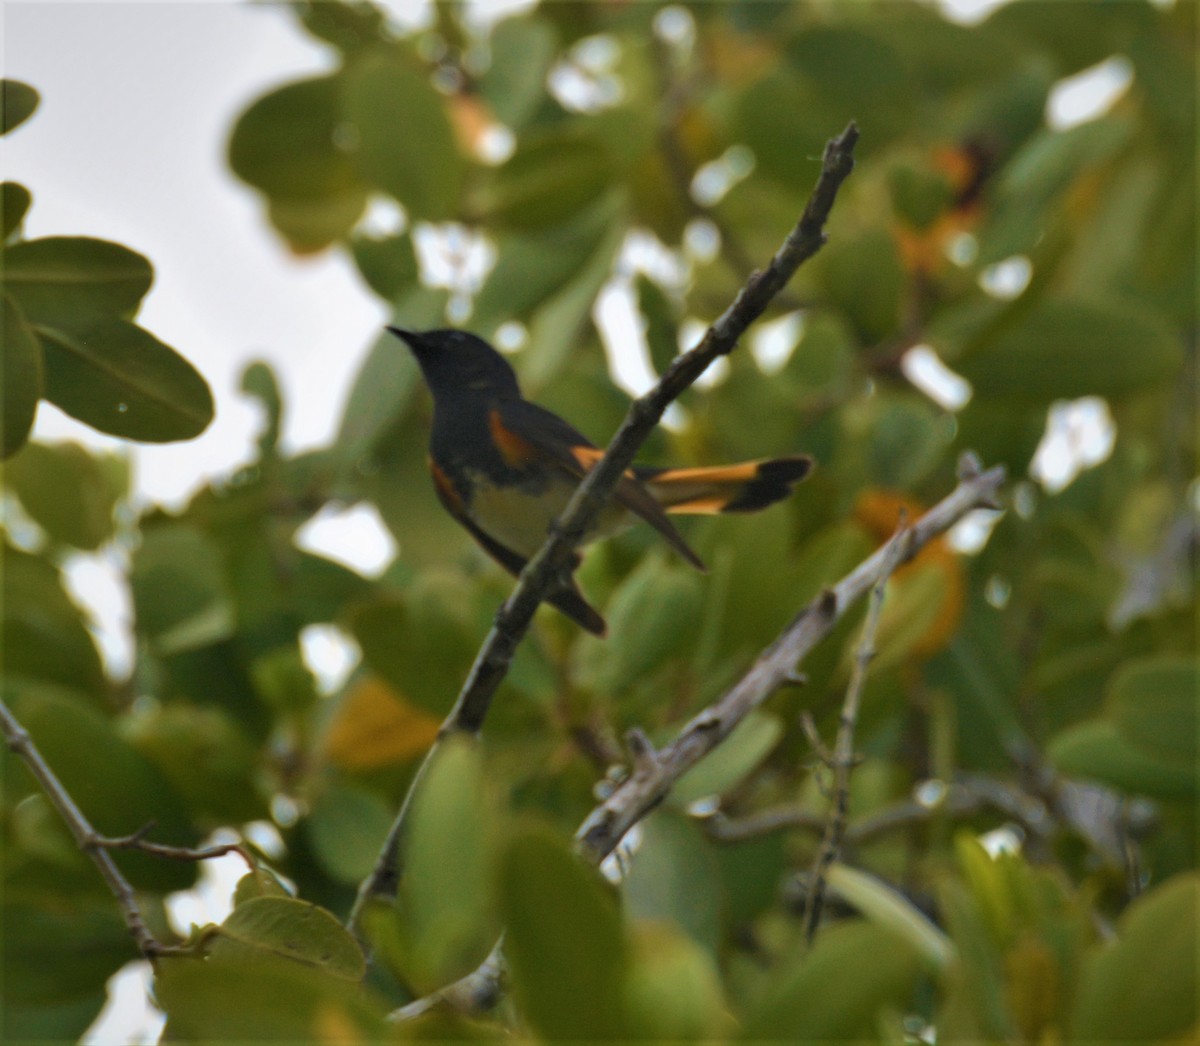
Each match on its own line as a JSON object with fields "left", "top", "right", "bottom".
{"left": 1104, "top": 655, "right": 1197, "bottom": 764}
{"left": 622, "top": 813, "right": 721, "bottom": 953}
{"left": 2, "top": 180, "right": 32, "bottom": 238}
{"left": 937, "top": 876, "right": 1014, "bottom": 1039}
{"left": 121, "top": 701, "right": 264, "bottom": 825}
{"left": 156, "top": 954, "right": 385, "bottom": 1042}
{"left": 866, "top": 394, "right": 952, "bottom": 489}
{"left": 232, "top": 868, "right": 291, "bottom": 907}
{"left": 249, "top": 646, "right": 318, "bottom": 715}
{"left": 741, "top": 920, "right": 920, "bottom": 1040}
{"left": 816, "top": 229, "right": 905, "bottom": 343}
{"left": 342, "top": 47, "right": 464, "bottom": 220}
{"left": 1, "top": 896, "right": 128, "bottom": 1042}
{"left": 826, "top": 863, "right": 955, "bottom": 970}
{"left": 957, "top": 298, "right": 1181, "bottom": 402}
{"left": 208, "top": 896, "right": 365, "bottom": 981}
{"left": 4, "top": 441, "right": 126, "bottom": 550}
{"left": 1048, "top": 719, "right": 1196, "bottom": 801}
{"left": 1, "top": 293, "right": 42, "bottom": 458}
{"left": 394, "top": 735, "right": 497, "bottom": 992}
{"left": 622, "top": 922, "right": 728, "bottom": 1041}
{"left": 266, "top": 184, "right": 368, "bottom": 254}
{"left": 1, "top": 548, "right": 106, "bottom": 693}
{"left": 480, "top": 16, "right": 558, "bottom": 129}
{"left": 1071, "top": 874, "right": 1198, "bottom": 1041}
{"left": 305, "top": 781, "right": 394, "bottom": 884}
{"left": 351, "top": 577, "right": 479, "bottom": 717}
{"left": 297, "top": 0, "right": 386, "bottom": 53}
{"left": 37, "top": 317, "right": 214, "bottom": 442}
{"left": 323, "top": 675, "right": 441, "bottom": 771}
{"left": 241, "top": 360, "right": 283, "bottom": 456}
{"left": 349, "top": 229, "right": 418, "bottom": 301}
{"left": 672, "top": 712, "right": 783, "bottom": 807}
{"left": 480, "top": 128, "right": 615, "bottom": 230}
{"left": 3, "top": 236, "right": 152, "bottom": 326}
{"left": 734, "top": 71, "right": 833, "bottom": 189}
{"left": 1, "top": 79, "right": 39, "bottom": 134}
{"left": 638, "top": 275, "right": 681, "bottom": 376}
{"left": 5, "top": 684, "right": 196, "bottom": 891}
{"left": 132, "top": 523, "right": 236, "bottom": 654}
{"left": 573, "top": 555, "right": 702, "bottom": 696}
{"left": 501, "top": 826, "right": 628, "bottom": 1040}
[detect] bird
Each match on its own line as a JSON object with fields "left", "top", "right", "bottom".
{"left": 390, "top": 327, "right": 812, "bottom": 636}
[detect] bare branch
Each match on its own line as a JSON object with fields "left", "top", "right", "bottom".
{"left": 349, "top": 122, "right": 861, "bottom": 931}
{"left": 801, "top": 516, "right": 905, "bottom": 943}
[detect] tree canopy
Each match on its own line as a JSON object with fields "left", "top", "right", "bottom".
{"left": 1, "top": 1, "right": 1195, "bottom": 1042}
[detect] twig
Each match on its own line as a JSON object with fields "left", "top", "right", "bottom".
{"left": 704, "top": 774, "right": 1055, "bottom": 847}
{"left": 349, "top": 121, "right": 861, "bottom": 933}
{"left": 392, "top": 456, "right": 1007, "bottom": 1019}
{"left": 387, "top": 939, "right": 507, "bottom": 1023}
{"left": 800, "top": 518, "right": 905, "bottom": 944}
{"left": 575, "top": 455, "right": 1005, "bottom": 867}
{"left": 0, "top": 699, "right": 252, "bottom": 958}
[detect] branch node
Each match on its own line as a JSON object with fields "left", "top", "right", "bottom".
{"left": 625, "top": 728, "right": 661, "bottom": 778}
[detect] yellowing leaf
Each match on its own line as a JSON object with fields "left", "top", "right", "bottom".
{"left": 323, "top": 675, "right": 440, "bottom": 770}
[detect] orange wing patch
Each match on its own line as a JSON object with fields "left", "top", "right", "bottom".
{"left": 488, "top": 410, "right": 539, "bottom": 468}
{"left": 570, "top": 445, "right": 605, "bottom": 470}
{"left": 430, "top": 458, "right": 465, "bottom": 514}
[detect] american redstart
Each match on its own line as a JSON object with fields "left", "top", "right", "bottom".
{"left": 390, "top": 327, "right": 812, "bottom": 636}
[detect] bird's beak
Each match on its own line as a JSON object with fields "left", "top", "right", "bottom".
{"left": 386, "top": 325, "right": 420, "bottom": 347}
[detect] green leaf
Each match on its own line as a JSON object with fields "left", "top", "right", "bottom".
{"left": 156, "top": 954, "right": 385, "bottom": 1042}
{"left": 1071, "top": 874, "right": 1198, "bottom": 1041}
{"left": 1048, "top": 718, "right": 1196, "bottom": 801}
{"left": 266, "top": 190, "right": 367, "bottom": 254}
{"left": 816, "top": 228, "right": 905, "bottom": 343}
{"left": 621, "top": 813, "right": 721, "bottom": 953}
{"left": 672, "top": 711, "right": 783, "bottom": 807}
{"left": 740, "top": 920, "right": 920, "bottom": 1040}
{"left": 37, "top": 316, "right": 214, "bottom": 442}
{"left": 2, "top": 79, "right": 39, "bottom": 135}
{"left": 5, "top": 684, "right": 197, "bottom": 891}
{"left": 622, "top": 922, "right": 728, "bottom": 1041}
{"left": 228, "top": 74, "right": 361, "bottom": 200}
{"left": 956, "top": 298, "right": 1182, "bottom": 401}
{"left": 1, "top": 896, "right": 128, "bottom": 1042}
{"left": 305, "top": 782, "right": 394, "bottom": 884}
{"left": 637, "top": 275, "right": 680, "bottom": 376}
{"left": 342, "top": 47, "right": 464, "bottom": 220}
{"left": 2, "top": 180, "right": 32, "bottom": 238}
{"left": 241, "top": 360, "right": 283, "bottom": 456}
{"left": 1104, "top": 655, "right": 1197, "bottom": 764}
{"left": 1, "top": 293, "right": 42, "bottom": 458}
{"left": 3, "top": 236, "right": 153, "bottom": 324}
{"left": 501, "top": 826, "right": 628, "bottom": 1040}
{"left": 480, "top": 16, "right": 558, "bottom": 129}
{"left": 394, "top": 734, "right": 497, "bottom": 991}
{"left": 208, "top": 897, "right": 366, "bottom": 981}
{"left": 826, "top": 863, "right": 955, "bottom": 970}
{"left": 480, "top": 128, "right": 615, "bottom": 230}
{"left": 131, "top": 523, "right": 236, "bottom": 654}
{"left": 1, "top": 548, "right": 105, "bottom": 693}
{"left": 349, "top": 229, "right": 418, "bottom": 301}
{"left": 4, "top": 441, "right": 127, "bottom": 550}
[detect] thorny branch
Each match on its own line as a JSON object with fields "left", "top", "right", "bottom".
{"left": 350, "top": 121, "right": 861, "bottom": 932}
{"left": 0, "top": 698, "right": 254, "bottom": 959}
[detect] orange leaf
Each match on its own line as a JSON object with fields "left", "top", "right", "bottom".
{"left": 323, "top": 675, "right": 440, "bottom": 771}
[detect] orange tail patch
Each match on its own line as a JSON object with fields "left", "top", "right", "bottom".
{"left": 640, "top": 456, "right": 813, "bottom": 515}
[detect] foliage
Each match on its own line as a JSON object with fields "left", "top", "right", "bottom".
{"left": 1, "top": 1, "right": 1195, "bottom": 1042}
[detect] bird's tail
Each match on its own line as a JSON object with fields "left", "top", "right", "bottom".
{"left": 637, "top": 455, "right": 813, "bottom": 515}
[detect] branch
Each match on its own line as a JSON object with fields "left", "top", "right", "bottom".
{"left": 0, "top": 699, "right": 251, "bottom": 959}
{"left": 800, "top": 519, "right": 904, "bottom": 943}
{"left": 575, "top": 454, "right": 1006, "bottom": 866}
{"left": 349, "top": 121, "right": 861, "bottom": 931}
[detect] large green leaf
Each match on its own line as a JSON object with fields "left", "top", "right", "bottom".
{"left": 955, "top": 297, "right": 1182, "bottom": 401}
{"left": 305, "top": 781, "right": 394, "bottom": 884}
{"left": 1, "top": 79, "right": 39, "bottom": 135}
{"left": 1, "top": 293, "right": 42, "bottom": 458}
{"left": 37, "top": 316, "right": 214, "bottom": 442}
{"left": 342, "top": 47, "right": 464, "bottom": 220}
{"left": 740, "top": 920, "right": 920, "bottom": 1040}
{"left": 1071, "top": 874, "right": 1198, "bottom": 1041}
{"left": 3, "top": 236, "right": 152, "bottom": 324}
{"left": 4, "top": 441, "right": 127, "bottom": 550}
{"left": 1048, "top": 718, "right": 1195, "bottom": 801}
{"left": 392, "top": 735, "right": 498, "bottom": 992}
{"left": 480, "top": 16, "right": 558, "bottom": 129}
{"left": 501, "top": 826, "right": 629, "bottom": 1040}
{"left": 156, "top": 954, "right": 385, "bottom": 1042}
{"left": 1104, "top": 655, "right": 1197, "bottom": 764}
{"left": 207, "top": 896, "right": 366, "bottom": 981}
